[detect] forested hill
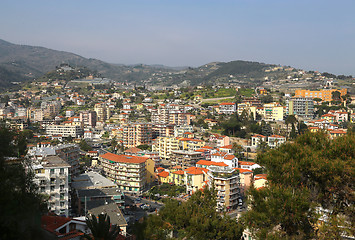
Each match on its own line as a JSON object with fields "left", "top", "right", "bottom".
{"left": 0, "top": 38, "right": 295, "bottom": 88}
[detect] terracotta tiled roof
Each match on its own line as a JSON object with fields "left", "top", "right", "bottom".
{"left": 185, "top": 167, "right": 208, "bottom": 175}
{"left": 172, "top": 170, "right": 184, "bottom": 175}
{"left": 124, "top": 147, "right": 142, "bottom": 154}
{"left": 223, "top": 155, "right": 235, "bottom": 160}
{"left": 179, "top": 138, "right": 203, "bottom": 142}
{"left": 254, "top": 174, "right": 267, "bottom": 180}
{"left": 239, "top": 161, "right": 257, "bottom": 166}
{"left": 41, "top": 215, "right": 71, "bottom": 232}
{"left": 220, "top": 102, "right": 235, "bottom": 105}
{"left": 234, "top": 168, "right": 253, "bottom": 173}
{"left": 268, "top": 135, "right": 286, "bottom": 139}
{"left": 220, "top": 145, "right": 233, "bottom": 149}
{"left": 158, "top": 171, "right": 169, "bottom": 178}
{"left": 100, "top": 152, "right": 147, "bottom": 164}
{"left": 252, "top": 134, "right": 266, "bottom": 138}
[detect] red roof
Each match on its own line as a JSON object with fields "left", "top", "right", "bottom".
{"left": 239, "top": 161, "right": 257, "bottom": 166}
{"left": 201, "top": 146, "right": 214, "bottom": 149}
{"left": 255, "top": 174, "right": 267, "bottom": 180}
{"left": 41, "top": 215, "right": 71, "bottom": 232}
{"left": 220, "top": 102, "right": 235, "bottom": 105}
{"left": 268, "top": 135, "right": 285, "bottom": 139}
{"left": 185, "top": 166, "right": 208, "bottom": 175}
{"left": 252, "top": 134, "right": 266, "bottom": 138}
{"left": 223, "top": 155, "right": 235, "bottom": 160}
{"left": 220, "top": 145, "right": 233, "bottom": 149}
{"left": 172, "top": 170, "right": 184, "bottom": 175}
{"left": 158, "top": 171, "right": 169, "bottom": 178}
{"left": 322, "top": 113, "right": 335, "bottom": 117}
{"left": 100, "top": 152, "right": 147, "bottom": 164}
{"left": 234, "top": 168, "right": 253, "bottom": 173}
{"left": 196, "top": 160, "right": 227, "bottom": 167}
{"left": 179, "top": 138, "right": 203, "bottom": 142}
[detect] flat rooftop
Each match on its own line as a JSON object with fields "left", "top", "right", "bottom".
{"left": 72, "top": 171, "right": 116, "bottom": 189}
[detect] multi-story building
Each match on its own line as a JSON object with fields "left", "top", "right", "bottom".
{"left": 46, "top": 125, "right": 83, "bottom": 138}
{"left": 33, "top": 156, "right": 70, "bottom": 216}
{"left": 286, "top": 97, "right": 314, "bottom": 119}
{"left": 152, "top": 124, "right": 174, "bottom": 138}
{"left": 122, "top": 122, "right": 152, "bottom": 148}
{"left": 295, "top": 88, "right": 347, "bottom": 102}
{"left": 28, "top": 143, "right": 81, "bottom": 177}
{"left": 99, "top": 152, "right": 152, "bottom": 193}
{"left": 151, "top": 104, "right": 192, "bottom": 125}
{"left": 184, "top": 166, "right": 208, "bottom": 195}
{"left": 79, "top": 110, "right": 97, "bottom": 127}
{"left": 219, "top": 102, "right": 237, "bottom": 115}
{"left": 178, "top": 138, "right": 205, "bottom": 151}
{"left": 263, "top": 103, "right": 285, "bottom": 121}
{"left": 152, "top": 136, "right": 180, "bottom": 160}
{"left": 41, "top": 101, "right": 61, "bottom": 119}
{"left": 207, "top": 165, "right": 240, "bottom": 211}
{"left": 174, "top": 125, "right": 193, "bottom": 137}
{"left": 94, "top": 103, "right": 111, "bottom": 122}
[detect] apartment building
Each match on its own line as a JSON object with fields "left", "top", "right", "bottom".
{"left": 185, "top": 166, "right": 208, "bottom": 195}
{"left": 152, "top": 136, "right": 180, "bottom": 160}
{"left": 263, "top": 103, "right": 285, "bottom": 121}
{"left": 28, "top": 143, "right": 81, "bottom": 177}
{"left": 94, "top": 103, "right": 111, "bottom": 122}
{"left": 286, "top": 97, "right": 314, "bottom": 119}
{"left": 33, "top": 156, "right": 70, "bottom": 216}
{"left": 207, "top": 166, "right": 240, "bottom": 211}
{"left": 174, "top": 125, "right": 193, "bottom": 137}
{"left": 219, "top": 102, "right": 237, "bottom": 115}
{"left": 46, "top": 125, "right": 83, "bottom": 138}
{"left": 295, "top": 88, "right": 347, "bottom": 102}
{"left": 99, "top": 152, "right": 151, "bottom": 193}
{"left": 151, "top": 104, "right": 192, "bottom": 125}
{"left": 79, "top": 110, "right": 97, "bottom": 127}
{"left": 152, "top": 124, "right": 174, "bottom": 138}
{"left": 179, "top": 138, "right": 205, "bottom": 151}
{"left": 122, "top": 122, "right": 152, "bottom": 148}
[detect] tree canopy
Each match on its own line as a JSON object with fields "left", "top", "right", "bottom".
{"left": 242, "top": 131, "right": 355, "bottom": 239}
{"left": 135, "top": 187, "right": 243, "bottom": 240}
{"left": 0, "top": 125, "right": 47, "bottom": 239}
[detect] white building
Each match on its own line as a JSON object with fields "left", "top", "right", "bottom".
{"left": 46, "top": 125, "right": 83, "bottom": 138}
{"left": 267, "top": 135, "right": 286, "bottom": 148}
{"left": 219, "top": 102, "right": 237, "bottom": 115}
{"left": 33, "top": 156, "right": 70, "bottom": 216}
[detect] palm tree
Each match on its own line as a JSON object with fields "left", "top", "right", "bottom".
{"left": 82, "top": 214, "right": 120, "bottom": 240}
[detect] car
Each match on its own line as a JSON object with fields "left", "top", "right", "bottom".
{"left": 136, "top": 197, "right": 141, "bottom": 202}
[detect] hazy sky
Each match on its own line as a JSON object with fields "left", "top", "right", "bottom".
{"left": 1, "top": 0, "right": 354, "bottom": 75}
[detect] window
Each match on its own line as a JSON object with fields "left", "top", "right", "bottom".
{"left": 50, "top": 169, "right": 55, "bottom": 174}
{"left": 60, "top": 168, "right": 64, "bottom": 175}
{"left": 41, "top": 187, "right": 45, "bottom": 192}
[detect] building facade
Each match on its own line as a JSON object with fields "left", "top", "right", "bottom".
{"left": 33, "top": 156, "right": 70, "bottom": 216}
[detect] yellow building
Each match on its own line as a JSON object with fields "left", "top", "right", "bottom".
{"left": 152, "top": 136, "right": 180, "bottom": 160}
{"left": 170, "top": 170, "right": 185, "bottom": 185}
{"left": 178, "top": 138, "right": 205, "bottom": 151}
{"left": 254, "top": 174, "right": 267, "bottom": 189}
{"left": 185, "top": 167, "right": 208, "bottom": 195}
{"left": 295, "top": 89, "right": 347, "bottom": 102}
{"left": 263, "top": 103, "right": 285, "bottom": 121}
{"left": 146, "top": 158, "right": 155, "bottom": 184}
{"left": 157, "top": 170, "right": 170, "bottom": 184}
